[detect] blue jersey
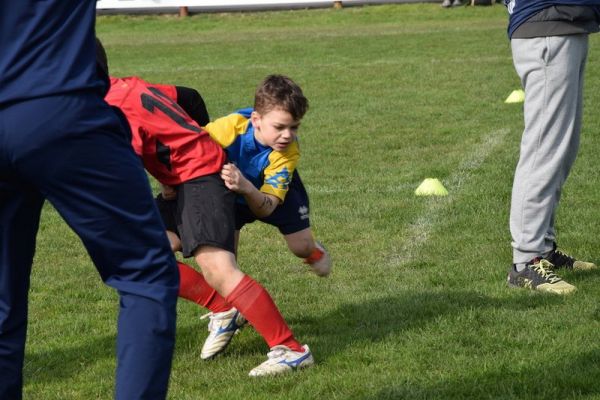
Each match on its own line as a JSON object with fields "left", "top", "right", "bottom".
{"left": 506, "top": 0, "right": 600, "bottom": 38}
{"left": 205, "top": 108, "right": 300, "bottom": 203}
{"left": 0, "top": 0, "right": 106, "bottom": 106}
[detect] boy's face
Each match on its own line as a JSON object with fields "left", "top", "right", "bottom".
{"left": 251, "top": 108, "right": 300, "bottom": 152}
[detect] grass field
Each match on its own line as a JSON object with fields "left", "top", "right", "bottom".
{"left": 25, "top": 3, "right": 600, "bottom": 399}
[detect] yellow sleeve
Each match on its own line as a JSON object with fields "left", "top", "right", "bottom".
{"left": 261, "top": 141, "right": 300, "bottom": 202}
{"left": 204, "top": 113, "right": 250, "bottom": 148}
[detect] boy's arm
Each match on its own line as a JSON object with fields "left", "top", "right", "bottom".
{"left": 259, "top": 142, "right": 299, "bottom": 201}
{"left": 147, "top": 83, "right": 209, "bottom": 126}
{"left": 221, "top": 163, "right": 280, "bottom": 218}
{"left": 174, "top": 86, "right": 209, "bottom": 126}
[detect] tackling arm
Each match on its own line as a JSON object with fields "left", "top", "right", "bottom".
{"left": 220, "top": 163, "right": 280, "bottom": 218}
{"left": 175, "top": 86, "right": 210, "bottom": 126}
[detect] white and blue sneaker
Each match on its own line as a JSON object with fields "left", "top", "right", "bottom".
{"left": 249, "top": 344, "right": 314, "bottom": 377}
{"left": 200, "top": 307, "right": 247, "bottom": 360}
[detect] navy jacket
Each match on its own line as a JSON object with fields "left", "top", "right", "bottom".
{"left": 506, "top": 0, "right": 600, "bottom": 38}
{"left": 0, "top": 1, "right": 106, "bottom": 106}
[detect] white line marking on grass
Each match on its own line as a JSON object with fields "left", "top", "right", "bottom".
{"left": 307, "top": 183, "right": 416, "bottom": 195}
{"left": 392, "top": 128, "right": 510, "bottom": 266}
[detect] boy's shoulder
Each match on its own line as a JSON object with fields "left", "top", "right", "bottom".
{"left": 210, "top": 107, "right": 252, "bottom": 129}
{"left": 235, "top": 107, "right": 253, "bottom": 119}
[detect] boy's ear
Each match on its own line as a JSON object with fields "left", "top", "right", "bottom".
{"left": 250, "top": 110, "right": 262, "bottom": 129}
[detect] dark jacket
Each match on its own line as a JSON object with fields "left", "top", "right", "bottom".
{"left": 506, "top": 0, "right": 600, "bottom": 38}
{"left": 0, "top": 0, "right": 106, "bottom": 106}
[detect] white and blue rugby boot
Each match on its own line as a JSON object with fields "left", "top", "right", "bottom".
{"left": 249, "top": 344, "right": 314, "bottom": 377}
{"left": 200, "top": 307, "right": 247, "bottom": 360}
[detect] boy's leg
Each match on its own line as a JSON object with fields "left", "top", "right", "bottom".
{"left": 155, "top": 195, "right": 182, "bottom": 252}
{"left": 187, "top": 249, "right": 247, "bottom": 360}
{"left": 157, "top": 188, "right": 245, "bottom": 358}
{"left": 195, "top": 246, "right": 303, "bottom": 352}
{"left": 256, "top": 170, "right": 312, "bottom": 257}
{"left": 166, "top": 230, "right": 182, "bottom": 252}
{"left": 284, "top": 228, "right": 323, "bottom": 259}
{"left": 155, "top": 192, "right": 233, "bottom": 311}
{"left": 260, "top": 170, "right": 331, "bottom": 276}
{"left": 10, "top": 94, "right": 179, "bottom": 399}
{"left": 177, "top": 175, "right": 306, "bottom": 356}
{"left": 0, "top": 180, "right": 44, "bottom": 400}
{"left": 283, "top": 228, "right": 316, "bottom": 259}
{"left": 284, "top": 229, "right": 332, "bottom": 277}
{"left": 177, "top": 261, "right": 230, "bottom": 312}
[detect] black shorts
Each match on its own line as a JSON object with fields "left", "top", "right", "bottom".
{"left": 235, "top": 170, "right": 311, "bottom": 235}
{"left": 156, "top": 174, "right": 236, "bottom": 257}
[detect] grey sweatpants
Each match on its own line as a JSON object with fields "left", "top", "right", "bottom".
{"left": 510, "top": 34, "right": 589, "bottom": 264}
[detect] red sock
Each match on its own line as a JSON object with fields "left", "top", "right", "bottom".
{"left": 177, "top": 262, "right": 230, "bottom": 313}
{"left": 304, "top": 246, "right": 324, "bottom": 264}
{"left": 225, "top": 275, "right": 303, "bottom": 352}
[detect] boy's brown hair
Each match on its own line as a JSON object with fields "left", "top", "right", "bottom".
{"left": 254, "top": 74, "right": 309, "bottom": 121}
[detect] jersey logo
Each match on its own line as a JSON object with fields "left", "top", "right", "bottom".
{"left": 265, "top": 167, "right": 291, "bottom": 190}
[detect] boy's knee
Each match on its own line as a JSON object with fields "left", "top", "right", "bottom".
{"left": 193, "top": 246, "right": 241, "bottom": 293}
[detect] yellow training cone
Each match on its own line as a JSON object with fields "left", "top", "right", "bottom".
{"left": 415, "top": 178, "right": 448, "bottom": 196}
{"left": 505, "top": 89, "right": 525, "bottom": 104}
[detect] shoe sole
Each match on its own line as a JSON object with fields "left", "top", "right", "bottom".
{"left": 249, "top": 358, "right": 315, "bottom": 377}
{"left": 507, "top": 278, "right": 576, "bottom": 295}
{"left": 573, "top": 261, "right": 598, "bottom": 271}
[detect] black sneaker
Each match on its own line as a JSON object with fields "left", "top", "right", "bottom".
{"left": 546, "top": 243, "right": 597, "bottom": 271}
{"left": 507, "top": 258, "right": 576, "bottom": 295}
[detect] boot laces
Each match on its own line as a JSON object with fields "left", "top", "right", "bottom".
{"left": 531, "top": 259, "right": 562, "bottom": 284}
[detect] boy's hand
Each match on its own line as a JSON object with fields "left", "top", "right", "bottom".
{"left": 221, "top": 163, "right": 251, "bottom": 194}
{"left": 161, "top": 184, "right": 177, "bottom": 201}
{"left": 222, "top": 162, "right": 280, "bottom": 218}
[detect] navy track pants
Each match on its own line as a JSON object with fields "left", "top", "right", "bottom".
{"left": 0, "top": 92, "right": 179, "bottom": 399}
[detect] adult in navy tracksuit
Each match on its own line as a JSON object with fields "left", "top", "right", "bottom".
{"left": 0, "top": 2, "right": 178, "bottom": 399}
{"left": 505, "top": 0, "right": 600, "bottom": 294}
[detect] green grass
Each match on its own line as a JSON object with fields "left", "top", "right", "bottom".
{"left": 25, "top": 3, "right": 600, "bottom": 399}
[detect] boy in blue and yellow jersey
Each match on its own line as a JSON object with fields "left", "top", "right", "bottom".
{"left": 165, "top": 75, "right": 331, "bottom": 277}
{"left": 160, "top": 75, "right": 331, "bottom": 366}
{"left": 205, "top": 75, "right": 331, "bottom": 276}
{"left": 210, "top": 75, "right": 331, "bottom": 277}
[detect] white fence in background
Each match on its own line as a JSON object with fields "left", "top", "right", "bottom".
{"left": 96, "top": 0, "right": 423, "bottom": 10}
